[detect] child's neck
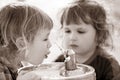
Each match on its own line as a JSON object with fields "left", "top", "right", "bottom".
{"left": 75, "top": 49, "right": 95, "bottom": 64}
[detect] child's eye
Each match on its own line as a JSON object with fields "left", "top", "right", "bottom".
{"left": 77, "top": 31, "right": 85, "bottom": 34}
{"left": 65, "top": 30, "right": 71, "bottom": 33}
{"left": 43, "top": 38, "right": 48, "bottom": 41}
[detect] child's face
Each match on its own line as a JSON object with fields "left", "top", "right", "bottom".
{"left": 26, "top": 29, "right": 51, "bottom": 65}
{"left": 62, "top": 22, "right": 97, "bottom": 56}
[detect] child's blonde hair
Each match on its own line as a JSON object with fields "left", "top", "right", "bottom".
{"left": 0, "top": 3, "right": 53, "bottom": 65}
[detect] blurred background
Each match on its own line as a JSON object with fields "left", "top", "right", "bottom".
{"left": 0, "top": 0, "right": 120, "bottom": 64}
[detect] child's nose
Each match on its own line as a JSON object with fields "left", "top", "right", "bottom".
{"left": 47, "top": 41, "right": 51, "bottom": 48}
{"left": 70, "top": 33, "right": 77, "bottom": 41}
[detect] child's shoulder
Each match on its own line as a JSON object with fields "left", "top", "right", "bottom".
{"left": 0, "top": 58, "right": 9, "bottom": 79}
{"left": 0, "top": 57, "right": 9, "bottom": 72}
{"left": 0, "top": 62, "right": 13, "bottom": 80}
{"left": 97, "top": 47, "right": 120, "bottom": 76}
{"left": 0, "top": 62, "right": 4, "bottom": 72}
{"left": 0, "top": 57, "right": 18, "bottom": 80}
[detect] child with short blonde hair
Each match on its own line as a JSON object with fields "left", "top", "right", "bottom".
{"left": 0, "top": 2, "right": 53, "bottom": 80}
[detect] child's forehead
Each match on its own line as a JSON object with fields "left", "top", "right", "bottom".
{"left": 63, "top": 17, "right": 91, "bottom": 26}
{"left": 62, "top": 10, "right": 92, "bottom": 26}
{"left": 63, "top": 22, "right": 93, "bottom": 29}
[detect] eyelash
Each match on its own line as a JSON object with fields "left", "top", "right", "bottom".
{"left": 43, "top": 39, "right": 48, "bottom": 41}
{"left": 77, "top": 31, "right": 85, "bottom": 34}
{"left": 65, "top": 30, "right": 85, "bottom": 34}
{"left": 65, "top": 30, "right": 71, "bottom": 33}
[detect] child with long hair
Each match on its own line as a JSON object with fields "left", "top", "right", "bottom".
{"left": 55, "top": 0, "right": 120, "bottom": 79}
{"left": 0, "top": 2, "right": 53, "bottom": 80}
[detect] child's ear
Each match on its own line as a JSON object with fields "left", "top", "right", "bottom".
{"left": 16, "top": 37, "right": 25, "bottom": 49}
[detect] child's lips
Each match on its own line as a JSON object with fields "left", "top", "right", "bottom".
{"left": 45, "top": 51, "right": 50, "bottom": 58}
{"left": 69, "top": 44, "right": 78, "bottom": 48}
{"left": 45, "top": 55, "right": 48, "bottom": 58}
